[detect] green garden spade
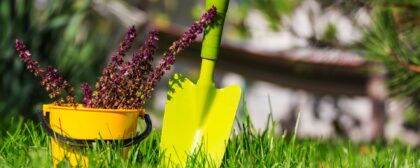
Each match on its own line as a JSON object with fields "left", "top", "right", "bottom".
{"left": 160, "top": 0, "right": 241, "bottom": 167}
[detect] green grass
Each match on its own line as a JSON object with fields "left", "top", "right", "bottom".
{"left": 1, "top": 114, "right": 420, "bottom": 168}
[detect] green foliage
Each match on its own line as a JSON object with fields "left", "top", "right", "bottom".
{"left": 226, "top": 0, "right": 300, "bottom": 37}
{"left": 251, "top": 0, "right": 299, "bottom": 31}
{"left": 363, "top": 0, "right": 420, "bottom": 122}
{"left": 0, "top": 0, "right": 122, "bottom": 118}
{"left": 322, "top": 24, "right": 337, "bottom": 43}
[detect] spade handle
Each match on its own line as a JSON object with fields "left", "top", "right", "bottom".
{"left": 199, "top": 0, "right": 229, "bottom": 84}
{"left": 201, "top": 0, "right": 229, "bottom": 61}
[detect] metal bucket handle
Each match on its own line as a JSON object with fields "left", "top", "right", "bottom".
{"left": 38, "top": 110, "right": 152, "bottom": 147}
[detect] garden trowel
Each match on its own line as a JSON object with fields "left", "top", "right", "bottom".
{"left": 160, "top": 0, "right": 241, "bottom": 167}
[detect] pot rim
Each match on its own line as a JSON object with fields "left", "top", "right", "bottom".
{"left": 43, "top": 103, "right": 144, "bottom": 114}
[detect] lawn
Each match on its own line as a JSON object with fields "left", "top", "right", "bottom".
{"left": 0, "top": 114, "right": 419, "bottom": 168}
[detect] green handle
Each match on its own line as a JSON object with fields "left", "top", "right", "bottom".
{"left": 198, "top": 0, "right": 229, "bottom": 85}
{"left": 201, "top": 0, "right": 229, "bottom": 61}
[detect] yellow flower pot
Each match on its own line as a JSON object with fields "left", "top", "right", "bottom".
{"left": 39, "top": 104, "right": 152, "bottom": 167}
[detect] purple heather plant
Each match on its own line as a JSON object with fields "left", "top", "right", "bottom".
{"left": 143, "top": 6, "right": 217, "bottom": 103}
{"left": 120, "top": 30, "right": 159, "bottom": 109}
{"left": 82, "top": 82, "right": 93, "bottom": 107}
{"left": 16, "top": 6, "right": 217, "bottom": 110}
{"left": 15, "top": 39, "right": 75, "bottom": 105}
{"left": 88, "top": 26, "right": 138, "bottom": 109}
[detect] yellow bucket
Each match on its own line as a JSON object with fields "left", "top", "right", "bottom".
{"left": 39, "top": 104, "right": 152, "bottom": 167}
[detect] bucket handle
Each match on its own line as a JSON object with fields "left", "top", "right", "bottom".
{"left": 38, "top": 110, "right": 152, "bottom": 148}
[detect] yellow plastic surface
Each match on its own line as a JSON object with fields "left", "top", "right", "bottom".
{"left": 160, "top": 73, "right": 241, "bottom": 167}
{"left": 42, "top": 104, "right": 142, "bottom": 167}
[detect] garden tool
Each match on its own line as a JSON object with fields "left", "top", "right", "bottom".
{"left": 160, "top": 0, "right": 241, "bottom": 167}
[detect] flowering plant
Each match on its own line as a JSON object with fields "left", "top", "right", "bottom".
{"left": 16, "top": 7, "right": 217, "bottom": 109}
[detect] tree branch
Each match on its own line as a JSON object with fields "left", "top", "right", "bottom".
{"left": 388, "top": 49, "right": 420, "bottom": 73}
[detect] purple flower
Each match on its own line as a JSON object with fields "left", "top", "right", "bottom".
{"left": 112, "top": 26, "right": 137, "bottom": 65}
{"left": 17, "top": 6, "right": 217, "bottom": 109}
{"left": 90, "top": 26, "right": 138, "bottom": 108}
{"left": 15, "top": 39, "right": 75, "bottom": 105}
{"left": 87, "top": 6, "right": 216, "bottom": 109}
{"left": 125, "top": 31, "right": 159, "bottom": 108}
{"left": 142, "top": 6, "right": 217, "bottom": 101}
{"left": 82, "top": 82, "right": 92, "bottom": 107}
{"left": 169, "top": 6, "right": 216, "bottom": 55}
{"left": 15, "top": 40, "right": 31, "bottom": 62}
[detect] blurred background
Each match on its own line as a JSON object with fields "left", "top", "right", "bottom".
{"left": 2, "top": 0, "right": 420, "bottom": 145}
